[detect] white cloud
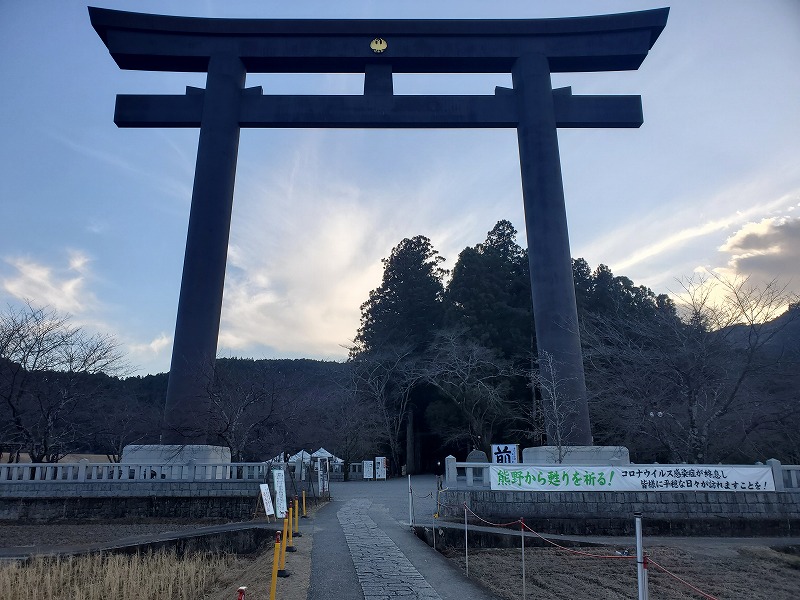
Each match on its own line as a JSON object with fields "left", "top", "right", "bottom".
{"left": 2, "top": 250, "right": 98, "bottom": 314}
{"left": 603, "top": 190, "right": 796, "bottom": 275}
{"left": 128, "top": 332, "right": 172, "bottom": 356}
{"left": 0, "top": 251, "right": 174, "bottom": 373}
{"left": 114, "top": 331, "right": 173, "bottom": 376}
{"left": 67, "top": 250, "right": 91, "bottom": 272}
{"left": 714, "top": 216, "right": 800, "bottom": 287}
{"left": 85, "top": 219, "right": 106, "bottom": 235}
{"left": 220, "top": 181, "right": 386, "bottom": 358}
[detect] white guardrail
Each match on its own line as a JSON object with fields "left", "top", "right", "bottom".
{"left": 0, "top": 461, "right": 283, "bottom": 483}
{"left": 444, "top": 457, "right": 800, "bottom": 492}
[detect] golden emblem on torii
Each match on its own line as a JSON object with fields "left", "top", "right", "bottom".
{"left": 370, "top": 38, "right": 387, "bottom": 53}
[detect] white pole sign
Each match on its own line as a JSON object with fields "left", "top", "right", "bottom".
{"left": 318, "top": 457, "right": 329, "bottom": 493}
{"left": 258, "top": 483, "right": 275, "bottom": 518}
{"left": 375, "top": 456, "right": 387, "bottom": 480}
{"left": 363, "top": 460, "right": 374, "bottom": 480}
{"left": 272, "top": 469, "right": 288, "bottom": 518}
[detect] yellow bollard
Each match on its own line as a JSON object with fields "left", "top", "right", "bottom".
{"left": 286, "top": 506, "right": 296, "bottom": 551}
{"left": 301, "top": 490, "right": 308, "bottom": 518}
{"left": 278, "top": 512, "right": 289, "bottom": 576}
{"left": 294, "top": 497, "right": 302, "bottom": 537}
{"left": 271, "top": 531, "right": 282, "bottom": 593}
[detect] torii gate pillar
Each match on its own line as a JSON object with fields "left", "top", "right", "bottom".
{"left": 161, "top": 56, "right": 246, "bottom": 443}
{"left": 514, "top": 54, "right": 591, "bottom": 444}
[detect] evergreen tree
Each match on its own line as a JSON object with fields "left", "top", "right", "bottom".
{"left": 354, "top": 235, "right": 447, "bottom": 356}
{"left": 445, "top": 220, "right": 533, "bottom": 361}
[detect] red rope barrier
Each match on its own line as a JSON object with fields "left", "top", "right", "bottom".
{"left": 464, "top": 503, "right": 522, "bottom": 528}
{"left": 520, "top": 522, "right": 636, "bottom": 560}
{"left": 442, "top": 491, "right": 720, "bottom": 600}
{"left": 648, "top": 558, "right": 720, "bottom": 600}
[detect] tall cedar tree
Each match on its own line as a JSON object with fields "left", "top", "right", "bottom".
{"left": 354, "top": 235, "right": 447, "bottom": 356}
{"left": 444, "top": 220, "right": 533, "bottom": 362}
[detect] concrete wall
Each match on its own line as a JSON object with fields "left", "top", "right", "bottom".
{"left": 111, "top": 526, "right": 276, "bottom": 557}
{"left": 439, "top": 489, "right": 800, "bottom": 536}
{"left": 0, "top": 481, "right": 275, "bottom": 522}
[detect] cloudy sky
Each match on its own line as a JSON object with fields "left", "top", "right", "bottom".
{"left": 1, "top": 1, "right": 798, "bottom": 375}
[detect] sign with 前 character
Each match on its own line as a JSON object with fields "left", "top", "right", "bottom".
{"left": 489, "top": 465, "right": 776, "bottom": 492}
{"left": 491, "top": 444, "right": 519, "bottom": 464}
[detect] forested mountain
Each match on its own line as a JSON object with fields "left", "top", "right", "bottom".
{"left": 2, "top": 221, "right": 797, "bottom": 467}
{"left": 1, "top": 347, "right": 349, "bottom": 464}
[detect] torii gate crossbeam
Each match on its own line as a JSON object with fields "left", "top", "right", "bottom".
{"left": 90, "top": 7, "right": 668, "bottom": 447}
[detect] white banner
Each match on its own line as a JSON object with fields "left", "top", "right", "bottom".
{"left": 258, "top": 483, "right": 275, "bottom": 517}
{"left": 489, "top": 465, "right": 775, "bottom": 492}
{"left": 363, "top": 460, "right": 374, "bottom": 479}
{"left": 272, "top": 469, "right": 288, "bottom": 518}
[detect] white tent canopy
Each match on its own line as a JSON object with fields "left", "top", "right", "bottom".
{"left": 287, "top": 449, "right": 312, "bottom": 464}
{"left": 312, "top": 448, "right": 343, "bottom": 463}
{"left": 266, "top": 448, "right": 343, "bottom": 464}
{"left": 266, "top": 452, "right": 285, "bottom": 464}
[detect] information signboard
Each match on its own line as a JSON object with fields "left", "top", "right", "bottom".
{"left": 272, "top": 469, "right": 287, "bottom": 518}
{"left": 258, "top": 483, "right": 275, "bottom": 518}
{"left": 375, "top": 456, "right": 387, "bottom": 480}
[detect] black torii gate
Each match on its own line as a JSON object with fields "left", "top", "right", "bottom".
{"left": 90, "top": 7, "right": 668, "bottom": 447}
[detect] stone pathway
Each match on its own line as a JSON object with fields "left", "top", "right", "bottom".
{"left": 308, "top": 477, "right": 497, "bottom": 600}
{"left": 338, "top": 499, "right": 441, "bottom": 600}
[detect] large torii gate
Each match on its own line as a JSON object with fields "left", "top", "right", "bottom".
{"left": 90, "top": 7, "right": 668, "bottom": 447}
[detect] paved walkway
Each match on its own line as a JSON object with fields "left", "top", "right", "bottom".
{"left": 309, "top": 475, "right": 498, "bottom": 600}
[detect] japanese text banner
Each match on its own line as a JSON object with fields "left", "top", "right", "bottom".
{"left": 489, "top": 465, "right": 775, "bottom": 492}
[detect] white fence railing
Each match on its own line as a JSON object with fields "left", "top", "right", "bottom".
{"left": 783, "top": 464, "right": 800, "bottom": 490}
{"left": 0, "top": 461, "right": 283, "bottom": 483}
{"left": 444, "top": 456, "right": 800, "bottom": 492}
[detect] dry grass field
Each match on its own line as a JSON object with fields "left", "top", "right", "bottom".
{"left": 0, "top": 535, "right": 313, "bottom": 600}
{"left": 0, "top": 516, "right": 315, "bottom": 600}
{"left": 0, "top": 551, "right": 232, "bottom": 600}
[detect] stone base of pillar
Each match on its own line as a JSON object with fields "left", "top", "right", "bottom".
{"left": 121, "top": 444, "right": 231, "bottom": 465}
{"left": 521, "top": 445, "right": 630, "bottom": 465}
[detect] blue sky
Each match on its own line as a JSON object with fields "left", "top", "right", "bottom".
{"left": 1, "top": 1, "right": 798, "bottom": 375}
